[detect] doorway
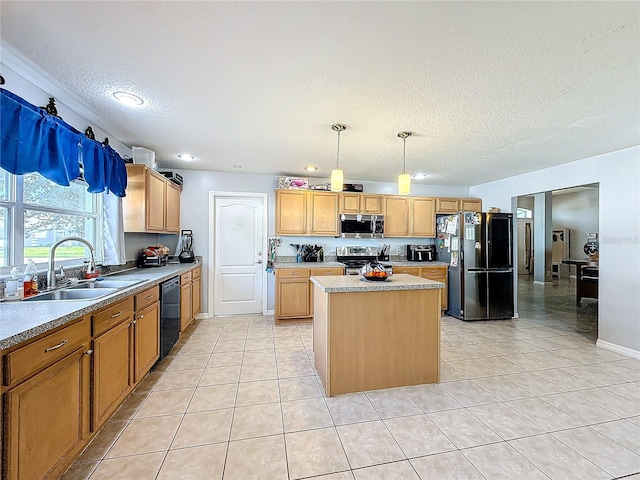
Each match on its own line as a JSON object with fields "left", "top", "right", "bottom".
{"left": 209, "top": 192, "right": 268, "bottom": 316}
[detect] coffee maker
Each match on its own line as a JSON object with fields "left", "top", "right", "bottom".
{"left": 178, "top": 230, "right": 195, "bottom": 263}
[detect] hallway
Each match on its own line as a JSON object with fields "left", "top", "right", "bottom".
{"left": 517, "top": 274, "right": 598, "bottom": 342}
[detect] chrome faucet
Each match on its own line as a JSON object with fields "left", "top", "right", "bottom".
{"left": 47, "top": 236, "right": 96, "bottom": 289}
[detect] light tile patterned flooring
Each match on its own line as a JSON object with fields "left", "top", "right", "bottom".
{"left": 64, "top": 315, "right": 640, "bottom": 480}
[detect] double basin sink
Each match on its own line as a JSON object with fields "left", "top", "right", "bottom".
{"left": 25, "top": 279, "right": 143, "bottom": 302}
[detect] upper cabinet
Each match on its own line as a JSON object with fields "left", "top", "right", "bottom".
{"left": 436, "top": 197, "right": 482, "bottom": 214}
{"left": 340, "top": 193, "right": 383, "bottom": 214}
{"left": 383, "top": 196, "right": 410, "bottom": 237}
{"left": 123, "top": 165, "right": 181, "bottom": 233}
{"left": 384, "top": 196, "right": 436, "bottom": 238}
{"left": 410, "top": 197, "right": 436, "bottom": 237}
{"left": 275, "top": 190, "right": 338, "bottom": 236}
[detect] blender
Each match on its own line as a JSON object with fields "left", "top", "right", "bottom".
{"left": 178, "top": 229, "right": 195, "bottom": 263}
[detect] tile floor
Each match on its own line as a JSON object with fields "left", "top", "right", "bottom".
{"left": 63, "top": 314, "right": 640, "bottom": 480}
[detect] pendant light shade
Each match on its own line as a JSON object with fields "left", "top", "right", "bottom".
{"left": 397, "top": 131, "right": 412, "bottom": 195}
{"left": 331, "top": 123, "right": 346, "bottom": 192}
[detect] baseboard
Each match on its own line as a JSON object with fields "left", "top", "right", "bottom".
{"left": 596, "top": 339, "right": 640, "bottom": 360}
{"left": 532, "top": 280, "right": 553, "bottom": 286}
{"left": 512, "top": 312, "right": 519, "bottom": 319}
{"left": 195, "top": 313, "right": 209, "bottom": 319}
{"left": 265, "top": 309, "right": 275, "bottom": 316}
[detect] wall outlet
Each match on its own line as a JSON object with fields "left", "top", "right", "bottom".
{"left": 396, "top": 246, "right": 402, "bottom": 254}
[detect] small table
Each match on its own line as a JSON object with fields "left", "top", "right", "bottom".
{"left": 563, "top": 259, "right": 599, "bottom": 304}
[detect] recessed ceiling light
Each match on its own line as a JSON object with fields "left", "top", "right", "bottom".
{"left": 233, "top": 164, "right": 242, "bottom": 169}
{"left": 177, "top": 153, "right": 196, "bottom": 161}
{"left": 305, "top": 165, "right": 318, "bottom": 172}
{"left": 411, "top": 173, "right": 428, "bottom": 180}
{"left": 112, "top": 91, "right": 144, "bottom": 106}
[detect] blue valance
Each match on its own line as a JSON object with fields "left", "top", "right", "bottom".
{"left": 1, "top": 88, "right": 127, "bottom": 197}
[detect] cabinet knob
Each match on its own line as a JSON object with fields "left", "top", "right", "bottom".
{"left": 84, "top": 349, "right": 93, "bottom": 355}
{"left": 138, "top": 314, "right": 145, "bottom": 319}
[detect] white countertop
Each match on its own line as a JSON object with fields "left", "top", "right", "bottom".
{"left": 310, "top": 273, "right": 444, "bottom": 293}
{"left": 0, "top": 261, "right": 201, "bottom": 350}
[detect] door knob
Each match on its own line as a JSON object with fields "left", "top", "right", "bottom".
{"left": 257, "top": 260, "right": 263, "bottom": 264}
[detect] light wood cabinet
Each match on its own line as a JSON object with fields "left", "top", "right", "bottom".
{"left": 275, "top": 267, "right": 343, "bottom": 323}
{"left": 180, "top": 281, "right": 193, "bottom": 332}
{"left": 340, "top": 193, "right": 383, "bottom": 214}
{"left": 179, "top": 266, "right": 201, "bottom": 332}
{"left": 410, "top": 197, "right": 436, "bottom": 237}
{"left": 3, "top": 318, "right": 91, "bottom": 480}
{"left": 419, "top": 266, "right": 448, "bottom": 310}
{"left": 383, "top": 196, "right": 410, "bottom": 236}
{"left": 436, "top": 197, "right": 482, "bottom": 214}
{"left": 392, "top": 266, "right": 421, "bottom": 276}
{"left": 192, "top": 268, "right": 202, "bottom": 319}
{"left": 123, "top": 165, "right": 182, "bottom": 233}
{"left": 275, "top": 190, "right": 338, "bottom": 236}
{"left": 134, "top": 300, "right": 160, "bottom": 383}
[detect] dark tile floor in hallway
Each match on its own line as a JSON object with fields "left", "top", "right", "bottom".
{"left": 516, "top": 274, "right": 598, "bottom": 341}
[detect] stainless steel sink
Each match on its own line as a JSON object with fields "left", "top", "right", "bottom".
{"left": 24, "top": 288, "right": 119, "bottom": 301}
{"left": 70, "top": 279, "right": 143, "bottom": 289}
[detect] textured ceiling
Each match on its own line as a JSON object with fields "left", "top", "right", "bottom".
{"left": 1, "top": 1, "right": 638, "bottom": 186}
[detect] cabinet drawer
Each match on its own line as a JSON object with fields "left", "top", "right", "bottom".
{"left": 192, "top": 266, "right": 201, "bottom": 280}
{"left": 420, "top": 267, "right": 447, "bottom": 276}
{"left": 181, "top": 271, "right": 192, "bottom": 285}
{"left": 310, "top": 268, "right": 344, "bottom": 276}
{"left": 276, "top": 268, "right": 310, "bottom": 279}
{"left": 135, "top": 285, "right": 159, "bottom": 311}
{"left": 92, "top": 297, "right": 134, "bottom": 337}
{"left": 393, "top": 266, "right": 421, "bottom": 275}
{"left": 4, "top": 317, "right": 90, "bottom": 387}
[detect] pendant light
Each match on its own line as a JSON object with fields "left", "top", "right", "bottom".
{"left": 330, "top": 123, "right": 346, "bottom": 192}
{"left": 397, "top": 131, "right": 412, "bottom": 195}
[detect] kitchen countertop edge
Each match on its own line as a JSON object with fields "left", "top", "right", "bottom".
{"left": 310, "top": 274, "right": 445, "bottom": 293}
{"left": 275, "top": 260, "right": 448, "bottom": 269}
{"left": 0, "top": 261, "right": 202, "bottom": 351}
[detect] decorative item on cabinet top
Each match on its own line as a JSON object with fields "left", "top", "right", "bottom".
{"left": 277, "top": 176, "right": 309, "bottom": 189}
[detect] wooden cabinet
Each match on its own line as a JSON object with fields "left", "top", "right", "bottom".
{"left": 383, "top": 196, "right": 410, "bottom": 236}
{"left": 275, "top": 190, "right": 338, "bottom": 236}
{"left": 123, "top": 165, "right": 182, "bottom": 233}
{"left": 133, "top": 286, "right": 160, "bottom": 383}
{"left": 91, "top": 298, "right": 135, "bottom": 430}
{"left": 410, "top": 197, "right": 436, "bottom": 237}
{"left": 3, "top": 318, "right": 91, "bottom": 480}
{"left": 391, "top": 265, "right": 448, "bottom": 310}
{"left": 179, "top": 266, "right": 202, "bottom": 332}
{"left": 436, "top": 197, "right": 482, "bottom": 214}
{"left": 340, "top": 193, "right": 383, "bottom": 214}
{"left": 275, "top": 267, "right": 344, "bottom": 323}
{"left": 192, "top": 266, "right": 202, "bottom": 319}
{"left": 308, "top": 192, "right": 339, "bottom": 235}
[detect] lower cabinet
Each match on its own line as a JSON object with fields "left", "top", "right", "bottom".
{"left": 392, "top": 265, "right": 448, "bottom": 310}
{"left": 180, "top": 266, "right": 201, "bottom": 332}
{"left": 134, "top": 297, "right": 160, "bottom": 383}
{"left": 3, "top": 319, "right": 91, "bottom": 480}
{"left": 192, "top": 266, "right": 202, "bottom": 319}
{"left": 275, "top": 267, "right": 343, "bottom": 323}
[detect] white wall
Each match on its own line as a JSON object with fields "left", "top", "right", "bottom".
{"left": 553, "top": 188, "right": 599, "bottom": 260}
{"left": 175, "top": 169, "right": 470, "bottom": 314}
{"left": 470, "top": 146, "right": 640, "bottom": 354}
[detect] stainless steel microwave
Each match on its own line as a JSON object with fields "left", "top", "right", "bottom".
{"left": 339, "top": 214, "right": 384, "bottom": 238}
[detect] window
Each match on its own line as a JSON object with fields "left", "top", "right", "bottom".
{"left": 0, "top": 171, "right": 102, "bottom": 271}
{"left": 517, "top": 208, "right": 532, "bottom": 218}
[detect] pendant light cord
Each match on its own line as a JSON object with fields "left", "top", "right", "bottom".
{"left": 403, "top": 136, "right": 406, "bottom": 174}
{"left": 336, "top": 130, "right": 341, "bottom": 170}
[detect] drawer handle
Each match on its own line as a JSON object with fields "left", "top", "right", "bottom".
{"left": 110, "top": 311, "right": 123, "bottom": 319}
{"left": 292, "top": 272, "right": 298, "bottom": 275}
{"left": 145, "top": 295, "right": 154, "bottom": 300}
{"left": 44, "top": 339, "right": 68, "bottom": 352}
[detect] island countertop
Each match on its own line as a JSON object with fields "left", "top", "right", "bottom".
{"left": 310, "top": 273, "right": 444, "bottom": 293}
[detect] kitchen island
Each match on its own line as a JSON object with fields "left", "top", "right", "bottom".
{"left": 310, "top": 274, "right": 444, "bottom": 397}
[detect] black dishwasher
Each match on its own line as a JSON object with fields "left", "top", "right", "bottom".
{"left": 159, "top": 276, "right": 180, "bottom": 360}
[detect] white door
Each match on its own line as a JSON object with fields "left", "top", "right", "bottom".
{"left": 214, "top": 196, "right": 264, "bottom": 315}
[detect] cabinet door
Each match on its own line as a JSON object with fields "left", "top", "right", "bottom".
{"left": 411, "top": 197, "right": 436, "bottom": 237}
{"left": 192, "top": 276, "right": 201, "bottom": 318}
{"left": 180, "top": 282, "right": 193, "bottom": 331}
{"left": 92, "top": 319, "right": 134, "bottom": 430}
{"left": 134, "top": 302, "right": 160, "bottom": 383}
{"left": 309, "top": 192, "right": 339, "bottom": 236}
{"left": 145, "top": 171, "right": 166, "bottom": 231}
{"left": 420, "top": 267, "right": 448, "bottom": 310}
{"left": 275, "top": 190, "right": 307, "bottom": 235}
{"left": 276, "top": 278, "right": 310, "bottom": 319}
{"left": 436, "top": 197, "right": 460, "bottom": 214}
{"left": 4, "top": 347, "right": 90, "bottom": 480}
{"left": 362, "top": 195, "right": 383, "bottom": 214}
{"left": 340, "top": 193, "right": 361, "bottom": 213}
{"left": 165, "top": 182, "right": 181, "bottom": 233}
{"left": 460, "top": 198, "right": 482, "bottom": 212}
{"left": 383, "top": 196, "right": 410, "bottom": 236}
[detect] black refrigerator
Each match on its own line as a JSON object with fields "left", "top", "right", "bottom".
{"left": 437, "top": 212, "right": 514, "bottom": 321}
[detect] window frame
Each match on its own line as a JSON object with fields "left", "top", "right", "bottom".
{"left": 0, "top": 171, "right": 103, "bottom": 274}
